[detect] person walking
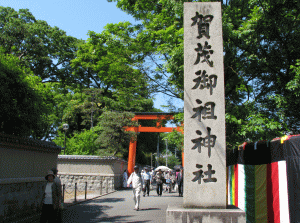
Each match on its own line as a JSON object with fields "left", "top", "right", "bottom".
{"left": 123, "top": 169, "right": 128, "bottom": 188}
{"left": 141, "top": 167, "right": 151, "bottom": 197}
{"left": 165, "top": 170, "right": 176, "bottom": 193}
{"left": 177, "top": 168, "right": 184, "bottom": 197}
{"left": 155, "top": 169, "right": 164, "bottom": 196}
{"left": 51, "top": 167, "right": 63, "bottom": 222}
{"left": 40, "top": 170, "right": 63, "bottom": 223}
{"left": 127, "top": 165, "right": 143, "bottom": 211}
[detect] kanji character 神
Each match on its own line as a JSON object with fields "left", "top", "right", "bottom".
{"left": 191, "top": 127, "right": 217, "bottom": 157}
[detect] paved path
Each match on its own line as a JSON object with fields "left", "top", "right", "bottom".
{"left": 61, "top": 188, "right": 183, "bottom": 223}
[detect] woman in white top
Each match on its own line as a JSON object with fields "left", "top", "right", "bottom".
{"left": 40, "top": 170, "right": 62, "bottom": 223}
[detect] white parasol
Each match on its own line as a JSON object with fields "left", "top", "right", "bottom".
{"left": 155, "top": 166, "right": 171, "bottom": 172}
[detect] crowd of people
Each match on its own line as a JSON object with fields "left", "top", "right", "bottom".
{"left": 125, "top": 166, "right": 184, "bottom": 211}
{"left": 39, "top": 165, "right": 183, "bottom": 222}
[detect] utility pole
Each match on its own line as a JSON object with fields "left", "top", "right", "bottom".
{"left": 157, "top": 135, "right": 159, "bottom": 167}
{"left": 151, "top": 153, "right": 153, "bottom": 169}
{"left": 91, "top": 94, "right": 94, "bottom": 128}
{"left": 165, "top": 139, "right": 168, "bottom": 167}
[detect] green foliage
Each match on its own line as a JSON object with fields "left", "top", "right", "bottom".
{"left": 0, "top": 6, "right": 82, "bottom": 86}
{"left": 0, "top": 48, "right": 52, "bottom": 137}
{"left": 71, "top": 29, "right": 153, "bottom": 112}
{"left": 54, "top": 126, "right": 101, "bottom": 155}
{"left": 157, "top": 154, "right": 181, "bottom": 170}
{"left": 161, "top": 113, "right": 184, "bottom": 152}
{"left": 95, "top": 111, "right": 139, "bottom": 157}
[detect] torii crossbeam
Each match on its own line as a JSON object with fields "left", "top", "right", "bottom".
{"left": 125, "top": 112, "right": 183, "bottom": 175}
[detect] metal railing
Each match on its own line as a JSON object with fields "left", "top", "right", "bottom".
{"left": 62, "top": 180, "right": 113, "bottom": 203}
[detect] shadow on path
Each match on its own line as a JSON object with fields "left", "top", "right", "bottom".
{"left": 96, "top": 216, "right": 150, "bottom": 223}
{"left": 85, "top": 197, "right": 125, "bottom": 204}
{"left": 138, "top": 208, "right": 161, "bottom": 211}
{"left": 62, "top": 204, "right": 116, "bottom": 223}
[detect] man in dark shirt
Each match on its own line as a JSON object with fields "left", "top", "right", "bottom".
{"left": 177, "top": 168, "right": 184, "bottom": 197}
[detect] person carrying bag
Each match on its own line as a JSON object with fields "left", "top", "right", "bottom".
{"left": 155, "top": 169, "right": 164, "bottom": 196}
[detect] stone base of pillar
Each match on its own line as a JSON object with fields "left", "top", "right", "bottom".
{"left": 166, "top": 205, "right": 246, "bottom": 223}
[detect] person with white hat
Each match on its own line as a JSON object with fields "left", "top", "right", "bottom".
{"left": 40, "top": 170, "right": 63, "bottom": 223}
{"left": 127, "top": 165, "right": 143, "bottom": 211}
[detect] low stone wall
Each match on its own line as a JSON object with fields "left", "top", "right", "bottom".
{"left": 57, "top": 155, "right": 128, "bottom": 190}
{"left": 58, "top": 173, "right": 122, "bottom": 191}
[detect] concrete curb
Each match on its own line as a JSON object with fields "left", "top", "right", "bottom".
{"left": 64, "top": 190, "right": 117, "bottom": 207}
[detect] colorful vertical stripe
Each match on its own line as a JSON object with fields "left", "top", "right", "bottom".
{"left": 268, "top": 162, "right": 280, "bottom": 223}
{"left": 255, "top": 164, "right": 267, "bottom": 223}
{"left": 229, "top": 165, "right": 235, "bottom": 205}
{"left": 245, "top": 165, "right": 255, "bottom": 223}
{"left": 227, "top": 161, "right": 291, "bottom": 223}
{"left": 278, "top": 161, "right": 290, "bottom": 223}
{"left": 234, "top": 164, "right": 238, "bottom": 206}
{"left": 238, "top": 164, "right": 245, "bottom": 211}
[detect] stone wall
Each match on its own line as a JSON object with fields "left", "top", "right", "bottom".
{"left": 58, "top": 173, "right": 120, "bottom": 192}
{"left": 57, "top": 155, "right": 127, "bottom": 191}
{"left": 0, "top": 178, "right": 45, "bottom": 222}
{"left": 0, "top": 133, "right": 62, "bottom": 222}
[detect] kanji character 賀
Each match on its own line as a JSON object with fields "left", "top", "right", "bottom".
{"left": 191, "top": 127, "right": 217, "bottom": 157}
{"left": 192, "top": 164, "right": 204, "bottom": 184}
{"left": 191, "top": 12, "right": 214, "bottom": 39}
{"left": 203, "top": 164, "right": 217, "bottom": 183}
{"left": 191, "top": 99, "right": 217, "bottom": 122}
{"left": 194, "top": 42, "right": 214, "bottom": 67}
{"left": 192, "top": 70, "right": 218, "bottom": 95}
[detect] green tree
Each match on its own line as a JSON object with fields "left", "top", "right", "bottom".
{"left": 0, "top": 6, "right": 83, "bottom": 86}
{"left": 54, "top": 125, "right": 101, "bottom": 155}
{"left": 95, "top": 111, "right": 139, "bottom": 157}
{"left": 71, "top": 29, "right": 153, "bottom": 112}
{"left": 0, "top": 48, "right": 52, "bottom": 137}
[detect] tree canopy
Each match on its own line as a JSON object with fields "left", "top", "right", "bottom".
{"left": 0, "top": 48, "right": 52, "bottom": 137}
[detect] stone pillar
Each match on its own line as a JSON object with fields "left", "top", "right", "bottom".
{"left": 184, "top": 1, "right": 226, "bottom": 209}
{"left": 167, "top": 3, "right": 245, "bottom": 222}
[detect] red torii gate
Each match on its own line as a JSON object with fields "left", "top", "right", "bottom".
{"left": 125, "top": 112, "right": 183, "bottom": 175}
